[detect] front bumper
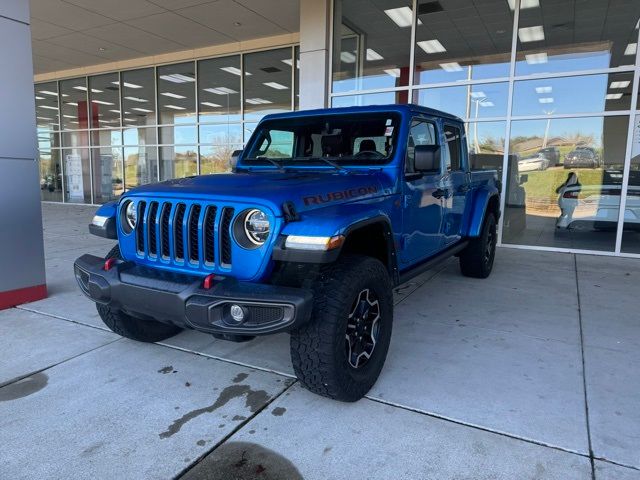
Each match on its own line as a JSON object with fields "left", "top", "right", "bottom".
{"left": 73, "top": 254, "right": 313, "bottom": 336}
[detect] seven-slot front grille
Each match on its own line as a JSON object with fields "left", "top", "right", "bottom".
{"left": 132, "top": 200, "right": 233, "bottom": 269}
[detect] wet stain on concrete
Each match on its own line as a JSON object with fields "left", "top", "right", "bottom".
{"left": 323, "top": 446, "right": 332, "bottom": 455}
{"left": 271, "top": 407, "right": 286, "bottom": 417}
{"left": 181, "top": 442, "right": 304, "bottom": 480}
{"left": 197, "top": 440, "right": 206, "bottom": 447}
{"left": 159, "top": 384, "right": 270, "bottom": 439}
{"left": 232, "top": 372, "right": 248, "bottom": 383}
{"left": 185, "top": 382, "right": 191, "bottom": 387}
{"left": 248, "top": 430, "right": 256, "bottom": 434}
{"left": 233, "top": 415, "right": 247, "bottom": 421}
{"left": 0, "top": 373, "right": 48, "bottom": 401}
{"left": 158, "top": 366, "right": 174, "bottom": 374}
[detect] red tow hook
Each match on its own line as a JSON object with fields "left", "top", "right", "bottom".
{"left": 203, "top": 273, "right": 215, "bottom": 289}
{"left": 104, "top": 258, "right": 117, "bottom": 271}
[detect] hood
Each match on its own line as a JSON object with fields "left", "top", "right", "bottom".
{"left": 127, "top": 170, "right": 397, "bottom": 215}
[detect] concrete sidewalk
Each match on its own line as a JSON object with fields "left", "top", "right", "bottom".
{"left": 0, "top": 202, "right": 638, "bottom": 479}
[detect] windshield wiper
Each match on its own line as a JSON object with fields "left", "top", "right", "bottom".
{"left": 293, "top": 156, "right": 347, "bottom": 173}
{"left": 256, "top": 156, "right": 286, "bottom": 172}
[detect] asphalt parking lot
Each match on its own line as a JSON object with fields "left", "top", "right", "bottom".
{"left": 1, "top": 202, "right": 639, "bottom": 479}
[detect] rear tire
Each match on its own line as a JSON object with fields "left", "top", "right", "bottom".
{"left": 459, "top": 213, "right": 497, "bottom": 279}
{"left": 290, "top": 255, "right": 393, "bottom": 402}
{"left": 96, "top": 245, "right": 182, "bottom": 342}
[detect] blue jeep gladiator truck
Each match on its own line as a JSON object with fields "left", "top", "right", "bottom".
{"left": 74, "top": 104, "right": 500, "bottom": 401}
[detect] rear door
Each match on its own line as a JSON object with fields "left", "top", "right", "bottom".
{"left": 441, "top": 123, "right": 469, "bottom": 246}
{"left": 400, "top": 117, "right": 445, "bottom": 265}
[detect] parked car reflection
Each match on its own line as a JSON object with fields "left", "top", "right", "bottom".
{"left": 555, "top": 170, "right": 640, "bottom": 231}
{"left": 564, "top": 147, "right": 601, "bottom": 169}
{"left": 518, "top": 153, "right": 550, "bottom": 172}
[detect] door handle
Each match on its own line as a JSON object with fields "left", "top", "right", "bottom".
{"left": 432, "top": 188, "right": 448, "bottom": 199}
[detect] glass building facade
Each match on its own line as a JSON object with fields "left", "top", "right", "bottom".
{"left": 35, "top": 46, "right": 299, "bottom": 205}
{"left": 332, "top": 0, "right": 640, "bottom": 256}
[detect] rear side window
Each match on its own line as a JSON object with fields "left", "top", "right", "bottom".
{"left": 443, "top": 124, "right": 463, "bottom": 172}
{"left": 256, "top": 129, "right": 294, "bottom": 158}
{"left": 406, "top": 119, "right": 437, "bottom": 173}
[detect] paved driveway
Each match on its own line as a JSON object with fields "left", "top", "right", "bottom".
{"left": 1, "top": 203, "right": 639, "bottom": 479}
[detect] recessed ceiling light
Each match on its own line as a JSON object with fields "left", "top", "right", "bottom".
{"left": 440, "top": 62, "right": 462, "bottom": 72}
{"left": 245, "top": 98, "right": 272, "bottom": 105}
{"left": 201, "top": 102, "right": 221, "bottom": 108}
{"left": 384, "top": 7, "right": 422, "bottom": 27}
{"left": 281, "top": 59, "right": 293, "bottom": 66}
{"left": 35, "top": 95, "right": 45, "bottom": 100}
{"left": 518, "top": 26, "right": 544, "bottom": 42}
{"left": 610, "top": 81, "right": 630, "bottom": 89}
{"left": 366, "top": 49, "right": 384, "bottom": 61}
{"left": 384, "top": 68, "right": 401, "bottom": 77}
{"left": 204, "top": 87, "right": 238, "bottom": 95}
{"left": 340, "top": 51, "right": 356, "bottom": 63}
{"left": 62, "top": 114, "right": 75, "bottom": 118}
{"left": 538, "top": 97, "right": 554, "bottom": 103}
{"left": 624, "top": 43, "right": 637, "bottom": 56}
{"left": 263, "top": 82, "right": 289, "bottom": 90}
{"left": 131, "top": 107, "right": 153, "bottom": 113}
{"left": 525, "top": 52, "right": 548, "bottom": 64}
{"left": 220, "top": 66, "right": 250, "bottom": 76}
{"left": 606, "top": 93, "right": 623, "bottom": 100}
{"left": 39, "top": 105, "right": 59, "bottom": 110}
{"left": 124, "top": 96, "right": 148, "bottom": 103}
{"left": 92, "top": 100, "right": 114, "bottom": 105}
{"left": 417, "top": 39, "right": 446, "bottom": 54}
{"left": 36, "top": 116, "right": 53, "bottom": 121}
{"left": 507, "top": 0, "right": 539, "bottom": 10}
{"left": 38, "top": 90, "right": 58, "bottom": 96}
{"left": 73, "top": 86, "right": 103, "bottom": 93}
{"left": 164, "top": 104, "right": 186, "bottom": 110}
{"left": 535, "top": 86, "right": 552, "bottom": 94}
{"left": 159, "top": 73, "right": 195, "bottom": 83}
{"left": 479, "top": 101, "right": 494, "bottom": 107}
{"left": 470, "top": 91, "right": 486, "bottom": 98}
{"left": 114, "top": 81, "right": 143, "bottom": 89}
{"left": 161, "top": 92, "right": 186, "bottom": 99}
{"left": 65, "top": 102, "right": 78, "bottom": 106}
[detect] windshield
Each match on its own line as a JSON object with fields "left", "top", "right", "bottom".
{"left": 242, "top": 112, "right": 400, "bottom": 168}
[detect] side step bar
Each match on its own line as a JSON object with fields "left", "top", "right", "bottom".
{"left": 398, "top": 241, "right": 468, "bottom": 285}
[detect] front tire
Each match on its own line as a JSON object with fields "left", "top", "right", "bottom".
{"left": 290, "top": 255, "right": 393, "bottom": 402}
{"left": 96, "top": 246, "right": 182, "bottom": 342}
{"left": 459, "top": 212, "right": 497, "bottom": 279}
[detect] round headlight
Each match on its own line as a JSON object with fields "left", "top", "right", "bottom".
{"left": 244, "top": 209, "right": 270, "bottom": 245}
{"left": 125, "top": 201, "right": 137, "bottom": 230}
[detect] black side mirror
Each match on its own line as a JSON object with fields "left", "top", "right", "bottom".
{"left": 415, "top": 144, "right": 441, "bottom": 173}
{"left": 519, "top": 174, "right": 528, "bottom": 185}
{"left": 230, "top": 149, "right": 243, "bottom": 170}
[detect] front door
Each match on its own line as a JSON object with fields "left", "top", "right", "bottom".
{"left": 400, "top": 118, "right": 445, "bottom": 265}
{"left": 441, "top": 123, "right": 468, "bottom": 246}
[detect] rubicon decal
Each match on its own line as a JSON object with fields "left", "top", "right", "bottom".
{"left": 303, "top": 186, "right": 378, "bottom": 206}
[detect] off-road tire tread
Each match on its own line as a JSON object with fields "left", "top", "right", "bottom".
{"left": 290, "top": 254, "right": 393, "bottom": 402}
{"left": 459, "top": 212, "right": 496, "bottom": 279}
{"left": 96, "top": 245, "right": 182, "bottom": 342}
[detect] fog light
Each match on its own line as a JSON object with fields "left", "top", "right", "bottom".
{"left": 229, "top": 304, "right": 247, "bottom": 323}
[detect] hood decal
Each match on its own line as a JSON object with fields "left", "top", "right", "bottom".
{"left": 303, "top": 186, "right": 379, "bottom": 206}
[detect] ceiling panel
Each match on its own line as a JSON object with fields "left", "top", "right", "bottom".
{"left": 45, "top": 32, "right": 147, "bottom": 60}
{"left": 29, "top": 0, "right": 300, "bottom": 75}
{"left": 85, "top": 22, "right": 185, "bottom": 56}
{"left": 62, "top": 0, "right": 166, "bottom": 21}
{"left": 30, "top": 19, "right": 74, "bottom": 40}
{"left": 234, "top": 0, "right": 299, "bottom": 33}
{"left": 30, "top": 0, "right": 115, "bottom": 29}
{"left": 125, "top": 11, "right": 233, "bottom": 47}
{"left": 176, "top": 0, "right": 288, "bottom": 41}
